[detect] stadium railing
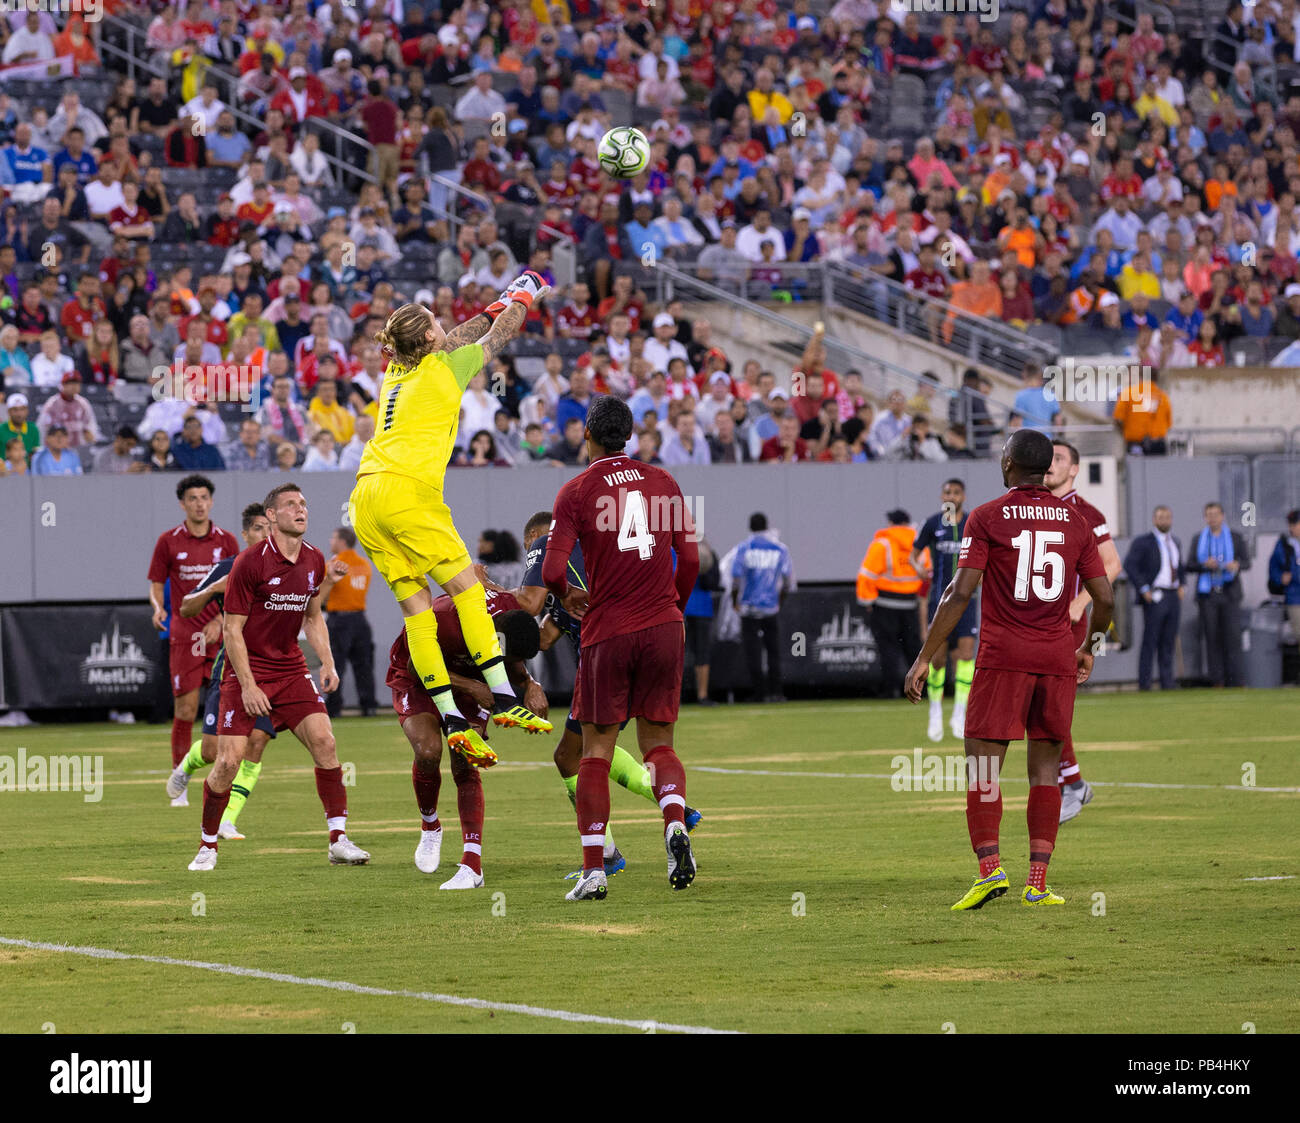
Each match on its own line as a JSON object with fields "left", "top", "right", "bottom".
{"left": 1167, "top": 428, "right": 1291, "bottom": 457}
{"left": 643, "top": 259, "right": 1056, "bottom": 380}
{"left": 1251, "top": 454, "right": 1300, "bottom": 527}
{"left": 650, "top": 260, "right": 1076, "bottom": 445}
{"left": 100, "top": 13, "right": 377, "bottom": 190}
{"left": 823, "top": 261, "right": 1058, "bottom": 378}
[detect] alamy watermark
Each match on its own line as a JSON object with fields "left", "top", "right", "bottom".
{"left": 1043, "top": 360, "right": 1155, "bottom": 407}
{"left": 0, "top": 0, "right": 104, "bottom": 20}
{"left": 0, "top": 749, "right": 103, "bottom": 803}
{"left": 888, "top": 0, "right": 999, "bottom": 23}
{"left": 151, "top": 360, "right": 264, "bottom": 413}
{"left": 891, "top": 749, "right": 1001, "bottom": 801}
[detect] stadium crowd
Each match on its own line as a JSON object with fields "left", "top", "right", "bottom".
{"left": 0, "top": 0, "right": 1283, "bottom": 478}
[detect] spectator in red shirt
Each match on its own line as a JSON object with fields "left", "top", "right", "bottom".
{"left": 108, "top": 180, "right": 156, "bottom": 241}
{"left": 60, "top": 274, "right": 107, "bottom": 344}
{"left": 359, "top": 79, "right": 400, "bottom": 192}
{"left": 461, "top": 136, "right": 503, "bottom": 194}
{"left": 557, "top": 281, "right": 598, "bottom": 340}
{"left": 760, "top": 414, "right": 812, "bottom": 462}
{"left": 237, "top": 183, "right": 275, "bottom": 227}
{"left": 271, "top": 67, "right": 336, "bottom": 125}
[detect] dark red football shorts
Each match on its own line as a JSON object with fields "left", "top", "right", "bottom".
{"left": 964, "top": 667, "right": 1077, "bottom": 743}
{"left": 575, "top": 619, "right": 684, "bottom": 725}
{"left": 170, "top": 633, "right": 216, "bottom": 697}
{"left": 218, "top": 672, "right": 326, "bottom": 738}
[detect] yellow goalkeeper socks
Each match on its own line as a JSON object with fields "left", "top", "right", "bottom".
{"left": 405, "top": 609, "right": 464, "bottom": 720}
{"left": 452, "top": 583, "right": 513, "bottom": 695}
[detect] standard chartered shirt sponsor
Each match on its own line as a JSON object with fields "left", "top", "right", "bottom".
{"left": 263, "top": 592, "right": 310, "bottom": 610}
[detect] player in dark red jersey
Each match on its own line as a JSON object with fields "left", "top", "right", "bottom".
{"left": 388, "top": 590, "right": 544, "bottom": 889}
{"left": 905, "top": 430, "right": 1113, "bottom": 910}
{"left": 148, "top": 474, "right": 240, "bottom": 791}
{"left": 187, "top": 482, "right": 369, "bottom": 871}
{"left": 1046, "top": 440, "right": 1124, "bottom": 823}
{"left": 541, "top": 396, "right": 700, "bottom": 901}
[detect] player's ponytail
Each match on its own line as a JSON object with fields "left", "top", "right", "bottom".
{"left": 377, "top": 303, "right": 437, "bottom": 369}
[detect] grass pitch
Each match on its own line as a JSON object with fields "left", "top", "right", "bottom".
{"left": 0, "top": 689, "right": 1296, "bottom": 1034}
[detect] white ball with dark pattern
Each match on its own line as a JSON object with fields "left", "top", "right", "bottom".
{"left": 598, "top": 127, "right": 651, "bottom": 179}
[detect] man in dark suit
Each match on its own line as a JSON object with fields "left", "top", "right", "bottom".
{"left": 1185, "top": 501, "right": 1251, "bottom": 687}
{"left": 1124, "top": 505, "right": 1185, "bottom": 690}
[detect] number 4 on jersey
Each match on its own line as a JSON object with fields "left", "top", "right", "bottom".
{"left": 617, "top": 490, "right": 655, "bottom": 560}
{"left": 1011, "top": 530, "right": 1065, "bottom": 602}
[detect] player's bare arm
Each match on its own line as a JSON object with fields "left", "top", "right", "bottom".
{"left": 442, "top": 313, "right": 493, "bottom": 349}
{"left": 511, "top": 584, "right": 547, "bottom": 616}
{"left": 302, "top": 591, "right": 339, "bottom": 693}
{"left": 477, "top": 299, "right": 532, "bottom": 365}
{"left": 506, "top": 660, "right": 548, "bottom": 718}
{"left": 223, "top": 613, "right": 270, "bottom": 716}
{"left": 149, "top": 580, "right": 167, "bottom": 629}
{"left": 318, "top": 557, "right": 350, "bottom": 603}
{"left": 1075, "top": 572, "right": 1115, "bottom": 684}
{"left": 448, "top": 670, "right": 495, "bottom": 711}
{"left": 1069, "top": 539, "right": 1122, "bottom": 621}
{"left": 475, "top": 563, "right": 507, "bottom": 592}
{"left": 905, "top": 567, "right": 983, "bottom": 703}
{"left": 180, "top": 576, "right": 227, "bottom": 618}
{"left": 538, "top": 614, "right": 563, "bottom": 651}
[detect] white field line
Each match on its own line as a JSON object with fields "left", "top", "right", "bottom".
{"left": 1240, "top": 875, "right": 1297, "bottom": 882}
{"left": 692, "top": 766, "right": 1300, "bottom": 793}
{"left": 0, "top": 937, "right": 738, "bottom": 1035}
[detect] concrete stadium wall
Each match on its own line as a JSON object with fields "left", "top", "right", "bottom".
{"left": 0, "top": 456, "right": 1287, "bottom": 703}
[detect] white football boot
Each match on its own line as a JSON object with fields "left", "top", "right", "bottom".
{"left": 439, "top": 863, "right": 484, "bottom": 890}
{"left": 328, "top": 837, "right": 371, "bottom": 865}
{"left": 415, "top": 829, "right": 442, "bottom": 874}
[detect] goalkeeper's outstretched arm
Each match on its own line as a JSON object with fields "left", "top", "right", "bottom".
{"left": 479, "top": 299, "right": 531, "bottom": 364}
{"left": 443, "top": 313, "right": 493, "bottom": 349}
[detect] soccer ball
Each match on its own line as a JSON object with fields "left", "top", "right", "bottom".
{"left": 598, "top": 127, "right": 651, "bottom": 179}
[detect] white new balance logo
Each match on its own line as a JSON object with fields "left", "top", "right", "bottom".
{"left": 268, "top": 577, "right": 281, "bottom": 586}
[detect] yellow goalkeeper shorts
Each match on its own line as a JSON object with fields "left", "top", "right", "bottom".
{"left": 348, "top": 473, "right": 472, "bottom": 602}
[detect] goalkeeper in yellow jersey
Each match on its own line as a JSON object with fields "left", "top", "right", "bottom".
{"left": 348, "top": 271, "right": 553, "bottom": 766}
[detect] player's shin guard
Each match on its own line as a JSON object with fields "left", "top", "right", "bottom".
{"left": 1058, "top": 737, "right": 1082, "bottom": 788}
{"left": 451, "top": 583, "right": 513, "bottom": 695}
{"left": 222, "top": 760, "right": 262, "bottom": 825}
{"left": 405, "top": 610, "right": 465, "bottom": 721}
{"left": 926, "top": 663, "right": 946, "bottom": 702}
{"left": 200, "top": 780, "right": 231, "bottom": 851}
{"left": 576, "top": 757, "right": 611, "bottom": 873}
{"left": 954, "top": 659, "right": 975, "bottom": 705}
{"left": 171, "top": 718, "right": 193, "bottom": 767}
{"left": 314, "top": 766, "right": 348, "bottom": 843}
{"left": 562, "top": 771, "right": 578, "bottom": 806}
{"left": 966, "top": 784, "right": 1002, "bottom": 877}
{"left": 455, "top": 769, "right": 484, "bottom": 874}
{"left": 643, "top": 746, "right": 686, "bottom": 829}
{"left": 1026, "top": 784, "right": 1061, "bottom": 891}
{"left": 413, "top": 759, "right": 442, "bottom": 829}
{"left": 610, "top": 744, "right": 655, "bottom": 803}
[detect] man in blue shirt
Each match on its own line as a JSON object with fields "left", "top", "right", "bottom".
{"left": 171, "top": 415, "right": 226, "bottom": 471}
{"left": 554, "top": 367, "right": 593, "bottom": 434}
{"left": 30, "top": 426, "right": 83, "bottom": 476}
{"left": 52, "top": 127, "right": 98, "bottom": 184}
{"left": 730, "top": 512, "right": 795, "bottom": 702}
{"left": 1011, "top": 362, "right": 1061, "bottom": 433}
{"left": 0, "top": 122, "right": 50, "bottom": 187}
{"left": 1163, "top": 290, "right": 1203, "bottom": 342}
